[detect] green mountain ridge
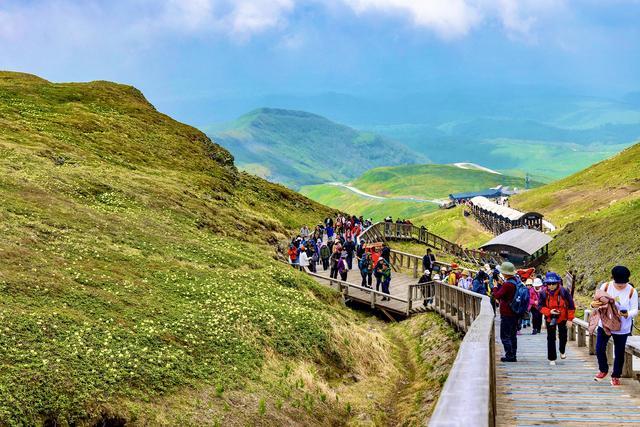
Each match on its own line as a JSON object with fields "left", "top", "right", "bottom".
{"left": 210, "top": 108, "right": 427, "bottom": 188}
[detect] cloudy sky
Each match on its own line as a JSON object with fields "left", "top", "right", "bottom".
{"left": 1, "top": 0, "right": 639, "bottom": 124}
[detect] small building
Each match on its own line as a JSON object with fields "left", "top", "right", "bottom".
{"left": 469, "top": 196, "right": 544, "bottom": 234}
{"left": 480, "top": 228, "right": 553, "bottom": 266}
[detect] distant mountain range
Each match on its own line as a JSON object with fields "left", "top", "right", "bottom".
{"left": 210, "top": 108, "right": 426, "bottom": 188}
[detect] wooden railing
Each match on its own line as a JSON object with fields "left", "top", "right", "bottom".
{"left": 360, "top": 222, "right": 503, "bottom": 266}
{"left": 426, "top": 281, "right": 496, "bottom": 427}
{"left": 305, "top": 271, "right": 409, "bottom": 307}
{"left": 391, "top": 249, "right": 476, "bottom": 279}
{"left": 570, "top": 311, "right": 639, "bottom": 379}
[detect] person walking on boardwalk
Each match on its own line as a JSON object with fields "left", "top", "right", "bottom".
{"left": 381, "top": 244, "right": 391, "bottom": 264}
{"left": 422, "top": 248, "right": 436, "bottom": 273}
{"left": 492, "top": 262, "right": 519, "bottom": 362}
{"left": 359, "top": 252, "right": 373, "bottom": 288}
{"left": 320, "top": 242, "right": 330, "bottom": 271}
{"left": 329, "top": 248, "right": 341, "bottom": 279}
{"left": 530, "top": 278, "right": 543, "bottom": 335}
{"left": 377, "top": 258, "right": 392, "bottom": 301}
{"left": 538, "top": 272, "right": 575, "bottom": 365}
{"left": 592, "top": 266, "right": 638, "bottom": 386}
{"left": 344, "top": 237, "right": 356, "bottom": 270}
{"left": 337, "top": 252, "right": 349, "bottom": 281}
{"left": 298, "top": 247, "right": 309, "bottom": 272}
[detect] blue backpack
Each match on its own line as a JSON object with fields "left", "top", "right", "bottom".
{"left": 508, "top": 277, "right": 530, "bottom": 316}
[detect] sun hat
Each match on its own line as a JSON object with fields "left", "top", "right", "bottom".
{"left": 543, "top": 272, "right": 562, "bottom": 284}
{"left": 433, "top": 274, "right": 441, "bottom": 280}
{"left": 525, "top": 278, "right": 534, "bottom": 285}
{"left": 498, "top": 261, "right": 516, "bottom": 276}
{"left": 424, "top": 269, "right": 430, "bottom": 274}
{"left": 461, "top": 271, "right": 469, "bottom": 276}
{"left": 451, "top": 263, "right": 459, "bottom": 269}
{"left": 533, "top": 278, "right": 543, "bottom": 288}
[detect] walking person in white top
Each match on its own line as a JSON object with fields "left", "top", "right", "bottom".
{"left": 298, "top": 248, "right": 310, "bottom": 272}
{"left": 592, "top": 266, "right": 638, "bottom": 386}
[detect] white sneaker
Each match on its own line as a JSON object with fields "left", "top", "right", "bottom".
{"left": 549, "top": 361, "right": 556, "bottom": 366}
{"left": 560, "top": 353, "right": 566, "bottom": 359}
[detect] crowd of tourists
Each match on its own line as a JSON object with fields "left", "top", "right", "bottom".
{"left": 289, "top": 216, "right": 637, "bottom": 388}
{"left": 489, "top": 261, "right": 637, "bottom": 387}
{"left": 287, "top": 214, "right": 396, "bottom": 300}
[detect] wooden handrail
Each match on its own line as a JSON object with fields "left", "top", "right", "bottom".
{"left": 427, "top": 281, "right": 496, "bottom": 427}
{"left": 305, "top": 271, "right": 409, "bottom": 304}
{"left": 570, "top": 310, "right": 639, "bottom": 379}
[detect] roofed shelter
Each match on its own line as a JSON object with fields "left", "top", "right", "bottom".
{"left": 469, "top": 196, "right": 544, "bottom": 235}
{"left": 480, "top": 228, "right": 552, "bottom": 266}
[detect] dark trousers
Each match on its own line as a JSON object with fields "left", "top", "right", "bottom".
{"left": 361, "top": 271, "right": 372, "bottom": 288}
{"left": 546, "top": 320, "right": 568, "bottom": 361}
{"left": 339, "top": 271, "right": 348, "bottom": 281}
{"left": 346, "top": 254, "right": 353, "bottom": 269}
{"left": 330, "top": 264, "right": 338, "bottom": 279}
{"left": 322, "top": 258, "right": 329, "bottom": 270}
{"left": 531, "top": 308, "right": 542, "bottom": 331}
{"left": 375, "top": 273, "right": 382, "bottom": 291}
{"left": 500, "top": 316, "right": 518, "bottom": 360}
{"left": 596, "top": 327, "right": 628, "bottom": 378}
{"left": 381, "top": 278, "right": 390, "bottom": 295}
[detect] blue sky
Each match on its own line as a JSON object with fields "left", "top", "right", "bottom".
{"left": 1, "top": 0, "right": 639, "bottom": 125}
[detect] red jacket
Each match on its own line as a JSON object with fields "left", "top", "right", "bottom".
{"left": 539, "top": 287, "right": 575, "bottom": 322}
{"left": 492, "top": 280, "right": 517, "bottom": 317}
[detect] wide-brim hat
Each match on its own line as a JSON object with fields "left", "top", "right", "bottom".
{"left": 498, "top": 262, "right": 516, "bottom": 276}
{"left": 533, "top": 278, "right": 543, "bottom": 288}
{"left": 525, "top": 278, "right": 534, "bottom": 285}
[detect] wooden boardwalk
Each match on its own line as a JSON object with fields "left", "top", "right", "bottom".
{"left": 310, "top": 265, "right": 426, "bottom": 317}
{"left": 495, "top": 319, "right": 640, "bottom": 426}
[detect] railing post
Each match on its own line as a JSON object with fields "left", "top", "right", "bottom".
{"left": 622, "top": 351, "right": 634, "bottom": 378}
{"left": 407, "top": 285, "right": 413, "bottom": 315}
{"left": 577, "top": 326, "right": 586, "bottom": 347}
{"left": 588, "top": 332, "right": 596, "bottom": 355}
{"left": 413, "top": 257, "right": 418, "bottom": 278}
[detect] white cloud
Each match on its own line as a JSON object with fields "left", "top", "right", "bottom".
{"left": 343, "top": 0, "right": 482, "bottom": 39}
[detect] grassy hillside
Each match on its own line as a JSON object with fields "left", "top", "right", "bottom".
{"left": 511, "top": 143, "right": 640, "bottom": 228}
{"left": 510, "top": 143, "right": 640, "bottom": 289}
{"left": 0, "top": 72, "right": 458, "bottom": 425}
{"left": 351, "top": 164, "right": 541, "bottom": 200}
{"left": 211, "top": 108, "right": 426, "bottom": 188}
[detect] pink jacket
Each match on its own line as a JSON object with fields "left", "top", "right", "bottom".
{"left": 588, "top": 289, "right": 621, "bottom": 335}
{"left": 528, "top": 287, "right": 539, "bottom": 310}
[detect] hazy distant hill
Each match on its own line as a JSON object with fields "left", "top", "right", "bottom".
{"left": 211, "top": 108, "right": 426, "bottom": 188}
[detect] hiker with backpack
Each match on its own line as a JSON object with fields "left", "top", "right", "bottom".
{"left": 329, "top": 248, "right": 341, "bottom": 279}
{"left": 492, "top": 262, "right": 528, "bottom": 362}
{"left": 538, "top": 272, "right": 575, "bottom": 365}
{"left": 320, "top": 242, "right": 330, "bottom": 271}
{"left": 358, "top": 252, "right": 373, "bottom": 288}
{"left": 377, "top": 258, "right": 392, "bottom": 301}
{"left": 592, "top": 266, "right": 638, "bottom": 386}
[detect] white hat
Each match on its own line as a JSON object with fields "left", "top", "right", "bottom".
{"left": 433, "top": 274, "right": 441, "bottom": 280}
{"left": 533, "top": 278, "right": 543, "bottom": 288}
{"left": 424, "top": 269, "right": 430, "bottom": 275}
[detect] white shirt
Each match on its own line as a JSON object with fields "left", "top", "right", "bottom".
{"left": 299, "top": 252, "right": 309, "bottom": 267}
{"left": 598, "top": 282, "right": 638, "bottom": 335}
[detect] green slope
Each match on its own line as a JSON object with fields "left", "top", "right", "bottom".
{"left": 510, "top": 142, "right": 640, "bottom": 289}
{"left": 211, "top": 108, "right": 426, "bottom": 188}
{"left": 351, "top": 164, "right": 541, "bottom": 200}
{"left": 511, "top": 143, "right": 640, "bottom": 228}
{"left": 0, "top": 72, "right": 442, "bottom": 425}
